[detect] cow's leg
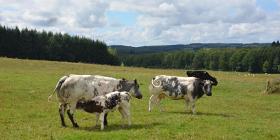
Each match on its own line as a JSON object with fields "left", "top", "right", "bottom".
{"left": 184, "top": 97, "right": 190, "bottom": 113}
{"left": 58, "top": 103, "right": 67, "bottom": 127}
{"left": 119, "top": 104, "right": 131, "bottom": 127}
{"left": 95, "top": 113, "right": 100, "bottom": 128}
{"left": 149, "top": 95, "right": 160, "bottom": 112}
{"left": 118, "top": 107, "right": 126, "bottom": 127}
{"left": 66, "top": 102, "right": 79, "bottom": 128}
{"left": 99, "top": 112, "right": 106, "bottom": 130}
{"left": 156, "top": 97, "right": 164, "bottom": 112}
{"left": 104, "top": 113, "right": 108, "bottom": 126}
{"left": 124, "top": 106, "right": 131, "bottom": 126}
{"left": 191, "top": 102, "right": 196, "bottom": 114}
{"left": 148, "top": 95, "right": 154, "bottom": 112}
{"left": 189, "top": 97, "right": 197, "bottom": 115}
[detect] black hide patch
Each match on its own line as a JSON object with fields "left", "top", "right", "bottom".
{"left": 186, "top": 70, "right": 218, "bottom": 86}
{"left": 162, "top": 77, "right": 184, "bottom": 97}
{"left": 192, "top": 79, "right": 204, "bottom": 99}
{"left": 76, "top": 100, "right": 104, "bottom": 113}
{"left": 105, "top": 94, "right": 121, "bottom": 109}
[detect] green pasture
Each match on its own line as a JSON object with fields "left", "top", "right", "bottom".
{"left": 0, "top": 57, "right": 279, "bottom": 140}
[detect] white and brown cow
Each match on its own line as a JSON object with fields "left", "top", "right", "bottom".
{"left": 148, "top": 75, "right": 214, "bottom": 114}
{"left": 48, "top": 74, "right": 142, "bottom": 128}
{"left": 76, "top": 91, "right": 131, "bottom": 130}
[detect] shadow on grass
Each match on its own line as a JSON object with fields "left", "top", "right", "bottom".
{"left": 76, "top": 122, "right": 161, "bottom": 132}
{"left": 167, "top": 111, "right": 233, "bottom": 118}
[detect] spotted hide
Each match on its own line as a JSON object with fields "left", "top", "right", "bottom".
{"left": 148, "top": 75, "right": 214, "bottom": 114}
{"left": 76, "top": 91, "right": 131, "bottom": 130}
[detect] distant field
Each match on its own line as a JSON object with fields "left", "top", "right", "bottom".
{"left": 0, "top": 57, "right": 280, "bottom": 140}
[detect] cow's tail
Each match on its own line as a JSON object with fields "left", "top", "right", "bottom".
{"left": 48, "top": 75, "right": 69, "bottom": 102}
{"left": 151, "top": 77, "right": 162, "bottom": 88}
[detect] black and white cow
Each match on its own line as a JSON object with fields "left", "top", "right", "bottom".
{"left": 76, "top": 91, "right": 131, "bottom": 130}
{"left": 48, "top": 74, "right": 142, "bottom": 128}
{"left": 148, "top": 75, "right": 214, "bottom": 114}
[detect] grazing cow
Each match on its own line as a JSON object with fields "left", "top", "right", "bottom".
{"left": 76, "top": 91, "right": 131, "bottom": 130}
{"left": 186, "top": 71, "right": 218, "bottom": 86}
{"left": 148, "top": 75, "right": 214, "bottom": 114}
{"left": 48, "top": 74, "right": 142, "bottom": 128}
{"left": 264, "top": 78, "right": 280, "bottom": 94}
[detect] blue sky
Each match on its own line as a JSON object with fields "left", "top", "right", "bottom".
{"left": 256, "top": 0, "right": 279, "bottom": 11}
{"left": 106, "top": 11, "right": 138, "bottom": 27}
{"left": 0, "top": 0, "right": 280, "bottom": 46}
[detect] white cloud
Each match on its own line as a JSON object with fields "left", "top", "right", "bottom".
{"left": 0, "top": 0, "right": 279, "bottom": 46}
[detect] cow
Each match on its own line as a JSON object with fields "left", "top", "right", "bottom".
{"left": 264, "top": 78, "right": 280, "bottom": 94}
{"left": 48, "top": 74, "right": 142, "bottom": 128}
{"left": 148, "top": 75, "right": 214, "bottom": 114}
{"left": 76, "top": 91, "right": 131, "bottom": 130}
{"left": 186, "top": 71, "right": 218, "bottom": 86}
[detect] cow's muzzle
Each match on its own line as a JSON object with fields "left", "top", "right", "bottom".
{"left": 136, "top": 94, "right": 143, "bottom": 99}
{"left": 206, "top": 92, "right": 212, "bottom": 96}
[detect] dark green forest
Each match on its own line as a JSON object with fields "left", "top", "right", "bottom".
{"left": 0, "top": 25, "right": 120, "bottom": 65}
{"left": 0, "top": 25, "right": 279, "bottom": 73}
{"left": 121, "top": 43, "right": 280, "bottom": 73}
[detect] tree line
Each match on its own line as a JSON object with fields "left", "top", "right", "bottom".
{"left": 0, "top": 25, "right": 120, "bottom": 65}
{"left": 121, "top": 43, "right": 280, "bottom": 73}
{"left": 1, "top": 25, "right": 279, "bottom": 73}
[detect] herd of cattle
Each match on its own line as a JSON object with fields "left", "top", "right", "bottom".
{"left": 48, "top": 71, "right": 279, "bottom": 130}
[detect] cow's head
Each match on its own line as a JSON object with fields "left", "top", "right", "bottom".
{"left": 200, "top": 80, "right": 214, "bottom": 96}
{"left": 118, "top": 78, "right": 142, "bottom": 99}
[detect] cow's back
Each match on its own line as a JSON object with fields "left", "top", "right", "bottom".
{"left": 58, "top": 75, "right": 95, "bottom": 102}
{"left": 58, "top": 74, "right": 121, "bottom": 103}
{"left": 150, "top": 75, "right": 198, "bottom": 99}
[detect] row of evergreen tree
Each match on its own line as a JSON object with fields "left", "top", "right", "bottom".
{"left": 0, "top": 25, "right": 120, "bottom": 65}
{"left": 1, "top": 25, "right": 279, "bottom": 73}
{"left": 122, "top": 44, "right": 280, "bottom": 73}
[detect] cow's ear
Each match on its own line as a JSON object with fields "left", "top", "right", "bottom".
{"left": 134, "top": 79, "right": 138, "bottom": 84}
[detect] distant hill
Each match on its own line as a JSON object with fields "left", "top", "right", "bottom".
{"left": 110, "top": 43, "right": 270, "bottom": 55}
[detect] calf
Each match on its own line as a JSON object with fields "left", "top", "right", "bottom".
{"left": 76, "top": 91, "right": 131, "bottom": 130}
{"left": 148, "top": 75, "right": 214, "bottom": 114}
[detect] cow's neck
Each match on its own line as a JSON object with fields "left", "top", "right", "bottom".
{"left": 118, "top": 83, "right": 133, "bottom": 92}
{"left": 193, "top": 81, "right": 204, "bottom": 99}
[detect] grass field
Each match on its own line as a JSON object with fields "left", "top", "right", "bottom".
{"left": 0, "top": 57, "right": 280, "bottom": 140}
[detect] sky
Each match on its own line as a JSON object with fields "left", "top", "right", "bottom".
{"left": 0, "top": 0, "right": 280, "bottom": 46}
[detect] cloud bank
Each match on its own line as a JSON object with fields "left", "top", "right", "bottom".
{"left": 0, "top": 0, "right": 279, "bottom": 46}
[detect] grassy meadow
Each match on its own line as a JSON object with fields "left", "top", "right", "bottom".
{"left": 0, "top": 57, "right": 280, "bottom": 140}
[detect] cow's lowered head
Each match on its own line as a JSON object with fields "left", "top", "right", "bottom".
{"left": 118, "top": 78, "right": 142, "bottom": 99}
{"left": 200, "top": 80, "right": 214, "bottom": 96}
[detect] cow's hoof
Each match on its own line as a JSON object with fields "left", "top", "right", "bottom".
{"left": 73, "top": 124, "right": 79, "bottom": 128}
{"left": 61, "top": 125, "right": 67, "bottom": 128}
